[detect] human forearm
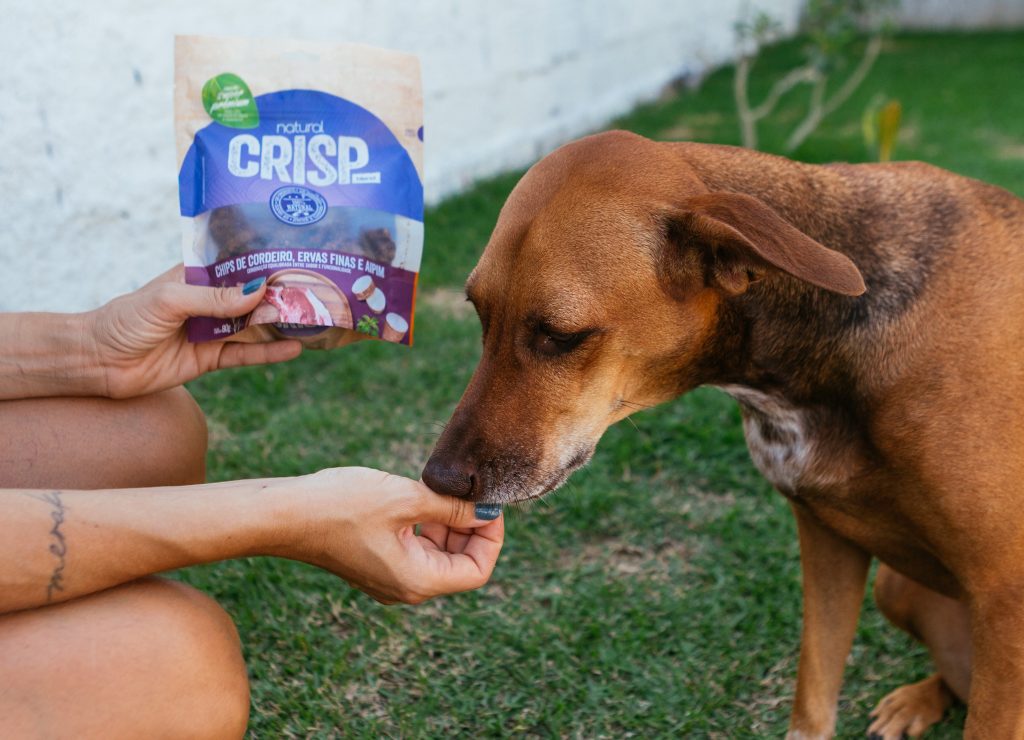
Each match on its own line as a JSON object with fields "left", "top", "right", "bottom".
{"left": 0, "top": 312, "right": 106, "bottom": 399}
{"left": 1, "top": 468, "right": 503, "bottom": 614}
{"left": 2, "top": 269, "right": 300, "bottom": 403}
{"left": 0, "top": 478, "right": 296, "bottom": 613}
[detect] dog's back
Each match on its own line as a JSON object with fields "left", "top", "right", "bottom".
{"left": 676, "top": 142, "right": 1024, "bottom": 402}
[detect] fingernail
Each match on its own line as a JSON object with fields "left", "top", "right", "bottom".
{"left": 475, "top": 503, "right": 501, "bottom": 520}
{"left": 242, "top": 277, "right": 266, "bottom": 295}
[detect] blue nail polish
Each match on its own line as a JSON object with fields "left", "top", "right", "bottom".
{"left": 242, "top": 277, "right": 266, "bottom": 295}
{"left": 475, "top": 503, "right": 501, "bottom": 521}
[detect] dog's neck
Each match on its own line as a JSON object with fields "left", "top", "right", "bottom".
{"left": 678, "top": 151, "right": 887, "bottom": 487}
{"left": 678, "top": 143, "right": 956, "bottom": 411}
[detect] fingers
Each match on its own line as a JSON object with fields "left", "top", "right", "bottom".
{"left": 417, "top": 522, "right": 449, "bottom": 551}
{"left": 385, "top": 482, "right": 505, "bottom": 599}
{"left": 418, "top": 522, "right": 484, "bottom": 554}
{"left": 419, "top": 516, "right": 505, "bottom": 590}
{"left": 414, "top": 484, "right": 502, "bottom": 529}
{"left": 410, "top": 514, "right": 504, "bottom": 597}
{"left": 309, "top": 469, "right": 505, "bottom": 602}
{"left": 441, "top": 527, "right": 475, "bottom": 554}
{"left": 213, "top": 339, "right": 303, "bottom": 370}
{"left": 458, "top": 516, "right": 504, "bottom": 574}
{"left": 153, "top": 278, "right": 268, "bottom": 322}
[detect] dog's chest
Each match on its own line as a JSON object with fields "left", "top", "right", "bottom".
{"left": 716, "top": 385, "right": 818, "bottom": 493}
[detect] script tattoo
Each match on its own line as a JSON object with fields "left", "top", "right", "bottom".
{"left": 41, "top": 491, "right": 67, "bottom": 601}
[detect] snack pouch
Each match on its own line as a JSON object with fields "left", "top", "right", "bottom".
{"left": 175, "top": 35, "right": 423, "bottom": 348}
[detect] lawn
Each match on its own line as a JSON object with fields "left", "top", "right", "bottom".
{"left": 183, "top": 31, "right": 1024, "bottom": 737}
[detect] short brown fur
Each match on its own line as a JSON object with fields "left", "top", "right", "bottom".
{"left": 424, "top": 130, "right": 1024, "bottom": 738}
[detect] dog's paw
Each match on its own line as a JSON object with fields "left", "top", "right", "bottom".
{"left": 866, "top": 674, "right": 954, "bottom": 739}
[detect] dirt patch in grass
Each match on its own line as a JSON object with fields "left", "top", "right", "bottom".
{"left": 977, "top": 129, "right": 1024, "bottom": 160}
{"left": 387, "top": 436, "right": 434, "bottom": 472}
{"left": 996, "top": 139, "right": 1024, "bottom": 160}
{"left": 560, "top": 537, "right": 694, "bottom": 580}
{"left": 739, "top": 654, "right": 797, "bottom": 730}
{"left": 651, "top": 483, "right": 738, "bottom": 521}
{"left": 418, "top": 287, "right": 476, "bottom": 319}
{"left": 205, "top": 417, "right": 232, "bottom": 446}
{"left": 659, "top": 112, "right": 728, "bottom": 141}
{"left": 661, "top": 122, "right": 697, "bottom": 140}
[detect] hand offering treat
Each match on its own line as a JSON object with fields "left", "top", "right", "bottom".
{"left": 175, "top": 35, "right": 424, "bottom": 349}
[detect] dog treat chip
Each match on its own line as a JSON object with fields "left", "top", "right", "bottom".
{"left": 175, "top": 35, "right": 423, "bottom": 348}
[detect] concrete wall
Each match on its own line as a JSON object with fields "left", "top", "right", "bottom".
{"left": 1, "top": 0, "right": 808, "bottom": 313}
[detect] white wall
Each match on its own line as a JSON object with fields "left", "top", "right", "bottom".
{"left": 1, "top": 0, "right": 804, "bottom": 312}
{"left": 898, "top": 0, "right": 1024, "bottom": 28}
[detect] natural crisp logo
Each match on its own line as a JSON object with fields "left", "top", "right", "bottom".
{"left": 202, "top": 73, "right": 259, "bottom": 129}
{"left": 269, "top": 185, "right": 328, "bottom": 226}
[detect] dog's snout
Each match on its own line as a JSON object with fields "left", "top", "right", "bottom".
{"left": 422, "top": 454, "right": 476, "bottom": 498}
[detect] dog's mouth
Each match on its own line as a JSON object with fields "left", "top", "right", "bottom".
{"left": 474, "top": 444, "right": 596, "bottom": 505}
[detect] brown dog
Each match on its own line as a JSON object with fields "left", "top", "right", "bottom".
{"left": 423, "top": 130, "right": 1024, "bottom": 738}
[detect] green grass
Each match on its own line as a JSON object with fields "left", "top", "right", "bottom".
{"left": 181, "top": 31, "right": 1024, "bottom": 737}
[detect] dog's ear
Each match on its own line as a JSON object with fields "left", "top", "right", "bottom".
{"left": 661, "top": 192, "right": 866, "bottom": 297}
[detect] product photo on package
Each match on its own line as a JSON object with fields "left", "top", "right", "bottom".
{"left": 175, "top": 35, "right": 424, "bottom": 349}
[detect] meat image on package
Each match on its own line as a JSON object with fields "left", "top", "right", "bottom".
{"left": 248, "top": 270, "right": 353, "bottom": 330}
{"left": 175, "top": 35, "right": 423, "bottom": 349}
{"left": 263, "top": 286, "right": 333, "bottom": 326}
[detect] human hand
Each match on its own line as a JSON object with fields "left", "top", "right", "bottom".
{"left": 285, "top": 467, "right": 504, "bottom": 604}
{"left": 86, "top": 265, "right": 301, "bottom": 398}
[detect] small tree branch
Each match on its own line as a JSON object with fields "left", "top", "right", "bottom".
{"left": 734, "top": 54, "right": 757, "bottom": 149}
{"left": 735, "top": 55, "right": 818, "bottom": 149}
{"left": 750, "top": 65, "right": 817, "bottom": 119}
{"left": 785, "top": 74, "right": 826, "bottom": 153}
{"left": 822, "top": 34, "right": 883, "bottom": 118}
{"left": 785, "top": 34, "right": 884, "bottom": 152}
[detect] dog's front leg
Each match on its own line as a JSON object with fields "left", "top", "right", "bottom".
{"left": 787, "top": 504, "right": 871, "bottom": 739}
{"left": 964, "top": 586, "right": 1024, "bottom": 738}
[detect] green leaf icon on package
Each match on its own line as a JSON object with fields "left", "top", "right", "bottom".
{"left": 201, "top": 73, "right": 259, "bottom": 128}
{"left": 356, "top": 315, "right": 380, "bottom": 337}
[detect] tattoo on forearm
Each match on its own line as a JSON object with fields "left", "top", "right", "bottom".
{"left": 41, "top": 491, "right": 67, "bottom": 601}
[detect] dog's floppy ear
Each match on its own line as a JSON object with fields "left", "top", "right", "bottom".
{"left": 663, "top": 192, "right": 866, "bottom": 297}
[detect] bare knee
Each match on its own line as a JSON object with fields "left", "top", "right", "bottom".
{"left": 140, "top": 386, "right": 208, "bottom": 486}
{"left": 133, "top": 578, "right": 249, "bottom": 739}
{"left": 0, "top": 385, "right": 208, "bottom": 489}
{"left": 0, "top": 577, "right": 249, "bottom": 739}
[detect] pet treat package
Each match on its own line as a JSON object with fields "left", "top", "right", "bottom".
{"left": 175, "top": 35, "right": 423, "bottom": 348}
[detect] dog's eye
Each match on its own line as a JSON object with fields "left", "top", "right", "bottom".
{"left": 533, "top": 326, "right": 593, "bottom": 357}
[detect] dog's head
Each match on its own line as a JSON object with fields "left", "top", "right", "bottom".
{"left": 422, "top": 131, "right": 864, "bottom": 503}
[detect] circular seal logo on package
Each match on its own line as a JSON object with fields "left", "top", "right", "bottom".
{"left": 270, "top": 186, "right": 328, "bottom": 226}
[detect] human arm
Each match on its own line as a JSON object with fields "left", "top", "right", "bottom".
{"left": 0, "top": 467, "right": 503, "bottom": 614}
{"left": 0, "top": 265, "right": 301, "bottom": 401}
{"left": 0, "top": 311, "right": 106, "bottom": 400}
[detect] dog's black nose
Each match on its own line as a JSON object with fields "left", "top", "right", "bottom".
{"left": 422, "top": 455, "right": 476, "bottom": 498}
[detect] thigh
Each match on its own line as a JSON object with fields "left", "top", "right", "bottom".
{"left": 0, "top": 386, "right": 208, "bottom": 489}
{"left": 0, "top": 577, "right": 249, "bottom": 739}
